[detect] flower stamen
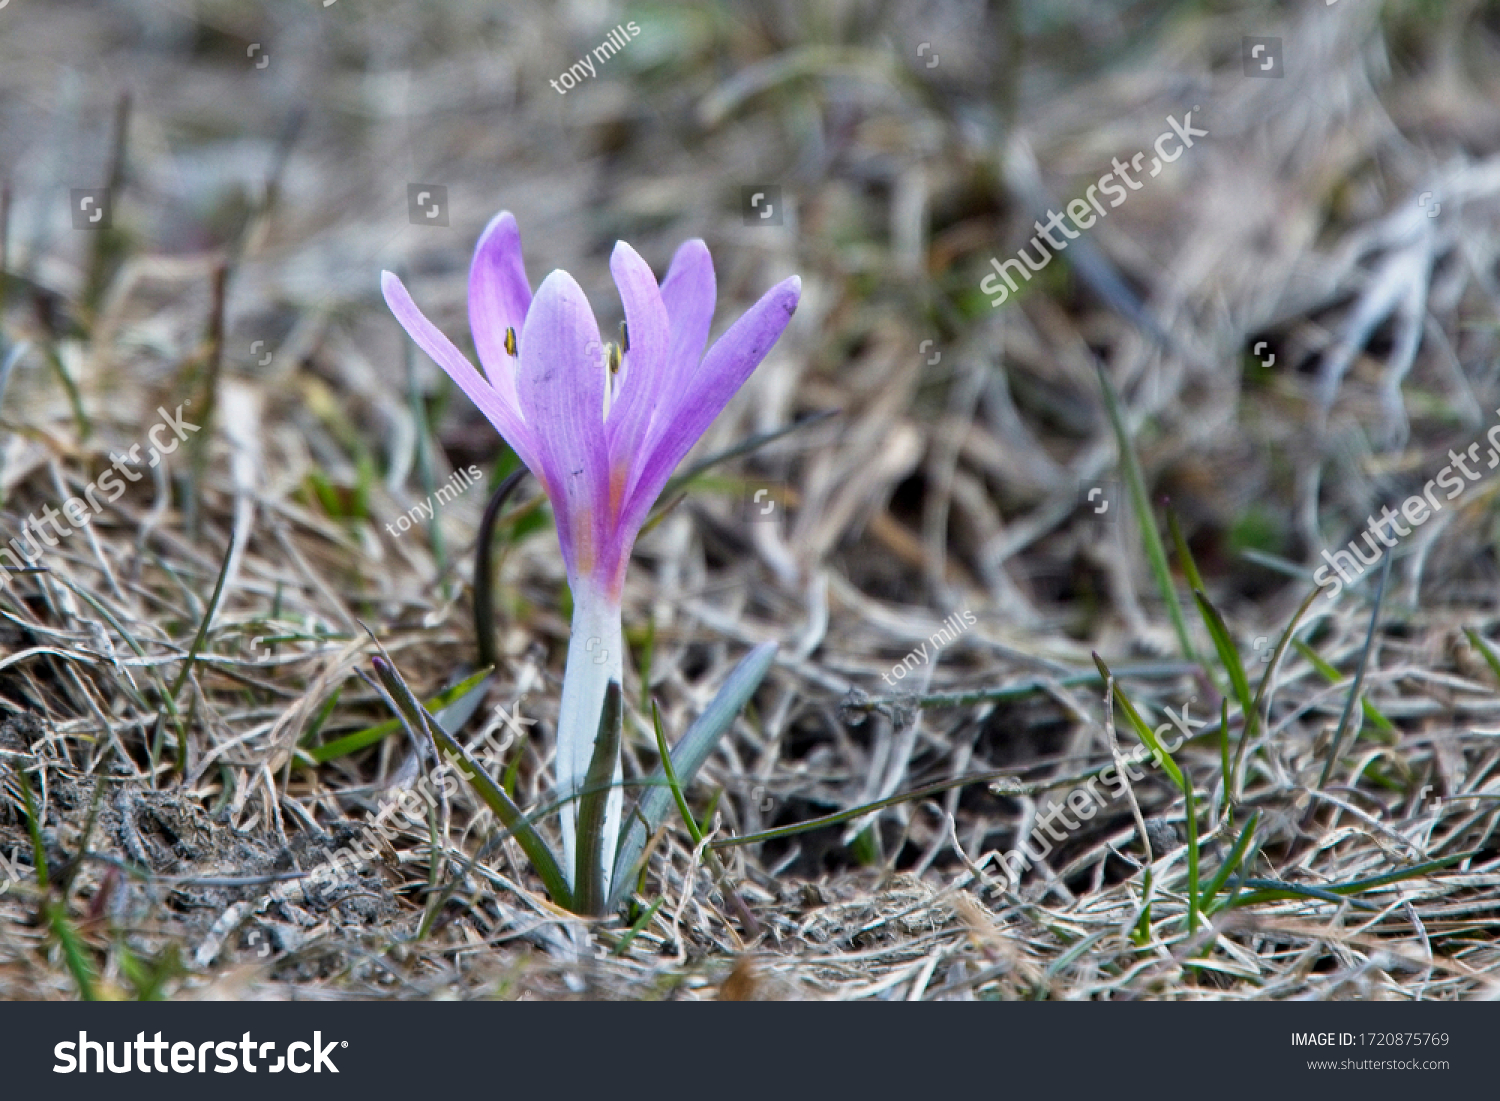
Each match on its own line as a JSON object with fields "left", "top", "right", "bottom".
{"left": 600, "top": 340, "right": 619, "bottom": 418}
{"left": 504, "top": 326, "right": 518, "bottom": 356}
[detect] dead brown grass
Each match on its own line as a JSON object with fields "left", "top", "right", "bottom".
{"left": 0, "top": 0, "right": 1498, "bottom": 1000}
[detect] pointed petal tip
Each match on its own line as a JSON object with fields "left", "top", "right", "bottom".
{"left": 478, "top": 210, "right": 520, "bottom": 241}
{"left": 775, "top": 274, "right": 802, "bottom": 314}
{"left": 535, "top": 267, "right": 587, "bottom": 299}
{"left": 380, "top": 269, "right": 413, "bottom": 309}
{"left": 609, "top": 238, "right": 652, "bottom": 273}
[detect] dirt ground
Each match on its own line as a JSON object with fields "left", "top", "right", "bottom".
{"left": 0, "top": 0, "right": 1498, "bottom": 1000}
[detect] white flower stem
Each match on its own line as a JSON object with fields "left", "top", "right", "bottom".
{"left": 556, "top": 584, "right": 624, "bottom": 894}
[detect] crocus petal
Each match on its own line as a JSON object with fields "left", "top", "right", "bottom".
{"left": 619, "top": 275, "right": 800, "bottom": 544}
{"left": 603, "top": 241, "right": 672, "bottom": 501}
{"left": 381, "top": 270, "right": 539, "bottom": 473}
{"left": 468, "top": 212, "right": 533, "bottom": 410}
{"left": 656, "top": 238, "right": 717, "bottom": 405}
{"left": 516, "top": 270, "right": 608, "bottom": 584}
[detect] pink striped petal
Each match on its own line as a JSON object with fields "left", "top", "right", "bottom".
{"left": 516, "top": 270, "right": 609, "bottom": 584}
{"left": 619, "top": 275, "right": 800, "bottom": 540}
{"left": 380, "top": 270, "right": 538, "bottom": 473}
{"left": 468, "top": 212, "right": 532, "bottom": 411}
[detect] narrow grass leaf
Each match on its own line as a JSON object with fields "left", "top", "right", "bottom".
{"left": 612, "top": 897, "right": 665, "bottom": 956}
{"left": 1464, "top": 628, "right": 1500, "bottom": 686}
{"left": 1225, "top": 851, "right": 1473, "bottom": 910}
{"left": 371, "top": 655, "right": 572, "bottom": 909}
{"left": 1092, "top": 653, "right": 1185, "bottom": 790}
{"left": 574, "top": 682, "right": 623, "bottom": 916}
{"left": 1200, "top": 809, "right": 1259, "bottom": 912}
{"left": 1191, "top": 588, "right": 1259, "bottom": 798}
{"left": 607, "top": 642, "right": 775, "bottom": 911}
{"left": 1292, "top": 639, "right": 1397, "bottom": 736}
{"left": 19, "top": 772, "right": 48, "bottom": 888}
{"left": 47, "top": 901, "right": 98, "bottom": 1001}
{"left": 310, "top": 667, "right": 491, "bottom": 763}
{"left": 651, "top": 699, "right": 704, "bottom": 847}
{"left": 1096, "top": 363, "right": 1196, "bottom": 665}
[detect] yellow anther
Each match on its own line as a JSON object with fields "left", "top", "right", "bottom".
{"left": 618, "top": 321, "right": 629, "bottom": 355}
{"left": 504, "top": 327, "right": 518, "bottom": 356}
{"left": 608, "top": 342, "right": 622, "bottom": 374}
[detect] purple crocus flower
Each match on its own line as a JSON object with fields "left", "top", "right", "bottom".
{"left": 382, "top": 212, "right": 799, "bottom": 890}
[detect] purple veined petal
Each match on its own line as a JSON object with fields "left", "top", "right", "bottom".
{"left": 603, "top": 241, "right": 672, "bottom": 504}
{"left": 656, "top": 237, "right": 717, "bottom": 408}
{"left": 618, "top": 274, "right": 800, "bottom": 544}
{"left": 516, "top": 270, "right": 610, "bottom": 585}
{"left": 468, "top": 211, "right": 533, "bottom": 409}
{"left": 381, "top": 270, "right": 539, "bottom": 473}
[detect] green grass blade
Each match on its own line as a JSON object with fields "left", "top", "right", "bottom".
{"left": 1200, "top": 809, "right": 1259, "bottom": 912}
{"left": 1167, "top": 509, "right": 1229, "bottom": 696}
{"left": 1093, "top": 653, "right": 1185, "bottom": 790}
{"left": 710, "top": 770, "right": 1015, "bottom": 849}
{"left": 309, "top": 667, "right": 492, "bottom": 763}
{"left": 501, "top": 731, "right": 527, "bottom": 798}
{"left": 1218, "top": 697, "right": 1232, "bottom": 816}
{"left": 19, "top": 771, "right": 48, "bottom": 888}
{"left": 1191, "top": 589, "right": 1253, "bottom": 728}
{"left": 1292, "top": 638, "right": 1397, "bottom": 737}
{"left": 370, "top": 656, "right": 572, "bottom": 909}
{"left": 1226, "top": 880, "right": 1379, "bottom": 910}
{"left": 1183, "top": 765, "right": 1199, "bottom": 935}
{"left": 651, "top": 699, "right": 705, "bottom": 848}
{"left": 47, "top": 900, "right": 98, "bottom": 1001}
{"left": 607, "top": 642, "right": 776, "bottom": 911}
{"left": 1191, "top": 588, "right": 1259, "bottom": 798}
{"left": 1095, "top": 653, "right": 1203, "bottom": 933}
{"left": 611, "top": 897, "right": 665, "bottom": 956}
{"left": 301, "top": 689, "right": 341, "bottom": 748}
{"left": 1464, "top": 628, "right": 1500, "bottom": 685}
{"left": 1165, "top": 508, "right": 1206, "bottom": 593}
{"left": 1096, "top": 363, "right": 1196, "bottom": 665}
{"left": 574, "top": 682, "right": 623, "bottom": 916}
{"left": 1132, "top": 868, "right": 1153, "bottom": 947}
{"left": 1224, "top": 851, "right": 1473, "bottom": 910}
{"left": 696, "top": 787, "right": 723, "bottom": 839}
